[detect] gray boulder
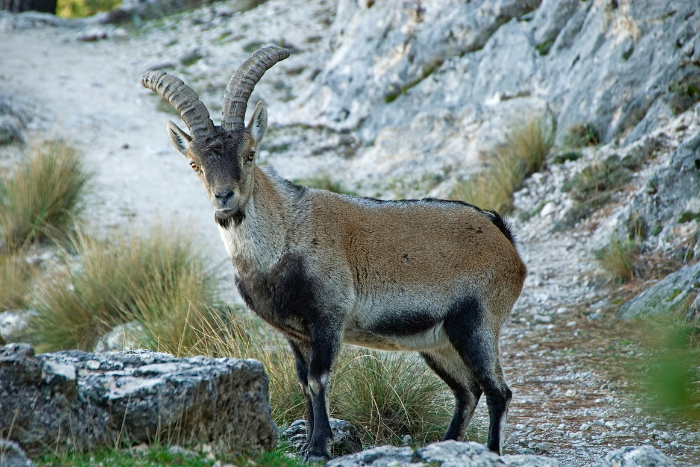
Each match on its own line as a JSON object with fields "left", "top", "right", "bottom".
{"left": 0, "top": 439, "right": 35, "bottom": 467}
{"left": 618, "top": 261, "right": 700, "bottom": 320}
{"left": 280, "top": 418, "right": 362, "bottom": 457}
{"left": 327, "top": 440, "right": 559, "bottom": 467}
{"left": 0, "top": 343, "right": 277, "bottom": 458}
{"left": 93, "top": 321, "right": 148, "bottom": 352}
{"left": 584, "top": 445, "right": 676, "bottom": 467}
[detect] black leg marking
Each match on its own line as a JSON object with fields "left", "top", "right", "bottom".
{"left": 305, "top": 326, "right": 341, "bottom": 462}
{"left": 444, "top": 297, "right": 512, "bottom": 454}
{"left": 421, "top": 350, "right": 482, "bottom": 441}
{"left": 288, "top": 339, "right": 314, "bottom": 452}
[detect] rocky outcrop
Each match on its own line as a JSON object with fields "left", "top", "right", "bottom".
{"left": 280, "top": 418, "right": 362, "bottom": 457}
{"left": 0, "top": 344, "right": 277, "bottom": 458}
{"left": 618, "top": 261, "right": 700, "bottom": 320}
{"left": 270, "top": 0, "right": 699, "bottom": 194}
{"left": 327, "top": 441, "right": 676, "bottom": 467}
{"left": 0, "top": 439, "right": 35, "bottom": 467}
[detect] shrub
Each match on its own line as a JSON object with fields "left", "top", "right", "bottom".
{"left": 668, "top": 75, "right": 700, "bottom": 115}
{"left": 29, "top": 224, "right": 221, "bottom": 353}
{"left": 594, "top": 236, "right": 637, "bottom": 283}
{"left": 557, "top": 155, "right": 632, "bottom": 228}
{"left": 564, "top": 123, "right": 601, "bottom": 148}
{"left": 0, "top": 255, "right": 35, "bottom": 311}
{"left": 450, "top": 114, "right": 554, "bottom": 213}
{"left": 0, "top": 140, "right": 90, "bottom": 252}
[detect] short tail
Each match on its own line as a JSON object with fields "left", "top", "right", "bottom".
{"left": 484, "top": 210, "right": 516, "bottom": 245}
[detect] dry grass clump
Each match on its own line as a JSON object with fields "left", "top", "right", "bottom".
{"left": 186, "top": 306, "right": 454, "bottom": 447}
{"left": 29, "top": 224, "right": 221, "bottom": 353}
{"left": 450, "top": 114, "right": 554, "bottom": 213}
{"left": 0, "top": 140, "right": 90, "bottom": 252}
{"left": 564, "top": 122, "right": 601, "bottom": 148}
{"left": 0, "top": 255, "right": 35, "bottom": 311}
{"left": 594, "top": 236, "right": 637, "bottom": 283}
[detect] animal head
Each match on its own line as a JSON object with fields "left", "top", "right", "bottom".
{"left": 141, "top": 46, "right": 289, "bottom": 224}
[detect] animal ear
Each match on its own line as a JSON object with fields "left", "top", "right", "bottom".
{"left": 167, "top": 120, "right": 191, "bottom": 157}
{"left": 248, "top": 100, "right": 267, "bottom": 146}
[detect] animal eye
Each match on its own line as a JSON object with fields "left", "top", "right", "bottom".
{"left": 190, "top": 161, "right": 199, "bottom": 171}
{"left": 247, "top": 150, "right": 255, "bottom": 161}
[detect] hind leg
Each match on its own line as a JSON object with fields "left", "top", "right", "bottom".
{"left": 445, "top": 302, "right": 512, "bottom": 454}
{"left": 421, "top": 348, "right": 483, "bottom": 441}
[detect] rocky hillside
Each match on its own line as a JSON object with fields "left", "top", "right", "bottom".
{"left": 0, "top": 0, "right": 699, "bottom": 465}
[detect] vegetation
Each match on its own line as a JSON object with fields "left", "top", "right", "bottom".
{"left": 37, "top": 445, "right": 308, "bottom": 467}
{"left": 57, "top": 0, "right": 121, "bottom": 17}
{"left": 28, "top": 224, "right": 221, "bottom": 353}
{"left": 594, "top": 236, "right": 637, "bottom": 283}
{"left": 450, "top": 114, "right": 554, "bottom": 213}
{"left": 564, "top": 123, "right": 601, "bottom": 148}
{"left": 0, "top": 140, "right": 90, "bottom": 252}
{"left": 0, "top": 255, "right": 35, "bottom": 311}
{"left": 384, "top": 59, "right": 442, "bottom": 104}
{"left": 549, "top": 151, "right": 582, "bottom": 164}
{"left": 557, "top": 154, "right": 632, "bottom": 228}
{"left": 668, "top": 75, "right": 700, "bottom": 115}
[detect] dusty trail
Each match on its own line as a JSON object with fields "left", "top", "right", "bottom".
{"left": 1, "top": 13, "right": 699, "bottom": 467}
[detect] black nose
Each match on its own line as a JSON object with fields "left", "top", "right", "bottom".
{"left": 215, "top": 190, "right": 234, "bottom": 203}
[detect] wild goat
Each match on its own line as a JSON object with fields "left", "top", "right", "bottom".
{"left": 142, "top": 46, "right": 527, "bottom": 461}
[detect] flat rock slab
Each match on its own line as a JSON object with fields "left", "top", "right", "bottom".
{"left": 0, "top": 344, "right": 277, "bottom": 458}
{"left": 327, "top": 441, "right": 676, "bottom": 467}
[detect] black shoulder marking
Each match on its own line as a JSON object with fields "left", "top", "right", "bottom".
{"left": 483, "top": 210, "right": 516, "bottom": 245}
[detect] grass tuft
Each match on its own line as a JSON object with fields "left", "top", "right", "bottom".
{"left": 0, "top": 140, "right": 90, "bottom": 253}
{"left": 557, "top": 154, "right": 632, "bottom": 228}
{"left": 29, "top": 224, "right": 221, "bottom": 353}
{"left": 594, "top": 236, "right": 637, "bottom": 283}
{"left": 0, "top": 255, "right": 35, "bottom": 311}
{"left": 564, "top": 123, "right": 601, "bottom": 148}
{"left": 450, "top": 114, "right": 554, "bottom": 213}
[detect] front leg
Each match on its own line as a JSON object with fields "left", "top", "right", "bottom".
{"left": 306, "top": 327, "right": 341, "bottom": 462}
{"left": 287, "top": 338, "right": 314, "bottom": 455}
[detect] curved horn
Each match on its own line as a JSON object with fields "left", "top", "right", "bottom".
{"left": 221, "top": 45, "right": 290, "bottom": 131}
{"left": 141, "top": 70, "right": 215, "bottom": 138}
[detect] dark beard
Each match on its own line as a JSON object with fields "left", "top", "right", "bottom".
{"left": 215, "top": 210, "right": 244, "bottom": 228}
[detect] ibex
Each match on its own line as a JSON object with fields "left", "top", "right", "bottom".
{"left": 142, "top": 46, "right": 526, "bottom": 461}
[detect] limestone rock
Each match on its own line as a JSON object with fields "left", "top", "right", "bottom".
{"left": 93, "top": 321, "right": 147, "bottom": 352}
{"left": 618, "top": 262, "right": 700, "bottom": 320}
{"left": 584, "top": 445, "right": 677, "bottom": 467}
{"left": 0, "top": 439, "right": 35, "bottom": 467}
{"left": 0, "top": 343, "right": 277, "bottom": 457}
{"left": 328, "top": 441, "right": 559, "bottom": 467}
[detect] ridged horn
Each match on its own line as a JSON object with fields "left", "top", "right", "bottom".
{"left": 141, "top": 70, "right": 215, "bottom": 139}
{"left": 221, "top": 45, "right": 290, "bottom": 130}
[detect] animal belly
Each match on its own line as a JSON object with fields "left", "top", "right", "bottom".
{"left": 343, "top": 323, "right": 448, "bottom": 352}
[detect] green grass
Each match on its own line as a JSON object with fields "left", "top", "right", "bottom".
{"left": 594, "top": 236, "right": 637, "bottom": 283}
{"left": 449, "top": 114, "right": 554, "bottom": 213}
{"left": 0, "top": 140, "right": 90, "bottom": 253}
{"left": 36, "top": 445, "right": 308, "bottom": 467}
{"left": 294, "top": 173, "right": 356, "bottom": 196}
{"left": 0, "top": 255, "right": 35, "bottom": 311}
{"left": 28, "top": 224, "right": 221, "bottom": 353}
